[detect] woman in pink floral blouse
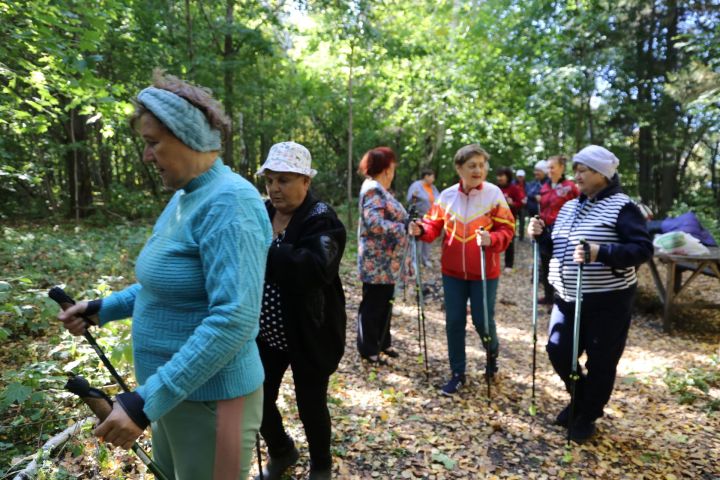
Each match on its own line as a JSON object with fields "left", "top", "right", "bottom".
{"left": 356, "top": 147, "right": 410, "bottom": 365}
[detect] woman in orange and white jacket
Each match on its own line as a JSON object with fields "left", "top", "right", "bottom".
{"left": 409, "top": 144, "right": 514, "bottom": 395}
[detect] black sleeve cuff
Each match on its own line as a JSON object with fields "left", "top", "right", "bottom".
{"left": 116, "top": 391, "right": 150, "bottom": 430}
{"left": 85, "top": 299, "right": 102, "bottom": 318}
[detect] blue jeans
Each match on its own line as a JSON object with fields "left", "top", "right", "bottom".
{"left": 442, "top": 274, "right": 499, "bottom": 375}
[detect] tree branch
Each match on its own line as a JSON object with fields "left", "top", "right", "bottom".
{"left": 12, "top": 417, "right": 96, "bottom": 480}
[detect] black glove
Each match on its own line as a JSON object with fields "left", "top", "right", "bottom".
{"left": 116, "top": 391, "right": 150, "bottom": 430}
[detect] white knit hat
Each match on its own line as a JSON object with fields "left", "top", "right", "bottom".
{"left": 533, "top": 160, "right": 548, "bottom": 174}
{"left": 516, "top": 169, "right": 526, "bottom": 177}
{"left": 572, "top": 145, "right": 619, "bottom": 180}
{"left": 257, "top": 141, "right": 317, "bottom": 178}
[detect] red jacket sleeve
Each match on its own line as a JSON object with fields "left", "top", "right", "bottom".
{"left": 486, "top": 197, "right": 516, "bottom": 254}
{"left": 419, "top": 202, "right": 445, "bottom": 242}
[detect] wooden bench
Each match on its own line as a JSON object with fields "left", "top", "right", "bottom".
{"left": 646, "top": 246, "right": 720, "bottom": 332}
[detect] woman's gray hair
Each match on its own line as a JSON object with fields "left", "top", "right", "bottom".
{"left": 453, "top": 144, "right": 491, "bottom": 166}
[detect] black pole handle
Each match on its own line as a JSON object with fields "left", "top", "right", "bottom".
{"left": 48, "top": 287, "right": 96, "bottom": 328}
{"left": 65, "top": 374, "right": 170, "bottom": 480}
{"left": 65, "top": 373, "right": 114, "bottom": 421}
{"left": 580, "top": 239, "right": 591, "bottom": 264}
{"left": 49, "top": 287, "right": 131, "bottom": 392}
{"left": 405, "top": 203, "right": 419, "bottom": 231}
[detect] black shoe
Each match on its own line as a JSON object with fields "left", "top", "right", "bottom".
{"left": 554, "top": 405, "right": 572, "bottom": 427}
{"left": 382, "top": 348, "right": 399, "bottom": 358}
{"left": 255, "top": 445, "right": 300, "bottom": 480}
{"left": 569, "top": 415, "right": 596, "bottom": 444}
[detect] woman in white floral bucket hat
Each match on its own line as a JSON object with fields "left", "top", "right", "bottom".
{"left": 257, "top": 141, "right": 318, "bottom": 178}
{"left": 254, "top": 141, "right": 346, "bottom": 480}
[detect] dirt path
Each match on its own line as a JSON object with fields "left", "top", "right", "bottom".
{"left": 22, "top": 235, "right": 718, "bottom": 479}
{"left": 274, "top": 239, "right": 720, "bottom": 479}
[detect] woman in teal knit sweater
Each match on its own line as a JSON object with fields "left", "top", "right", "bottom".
{"left": 58, "top": 72, "right": 271, "bottom": 480}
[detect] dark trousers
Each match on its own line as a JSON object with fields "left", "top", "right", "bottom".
{"left": 540, "top": 251, "right": 553, "bottom": 300}
{"left": 517, "top": 208, "right": 526, "bottom": 241}
{"left": 504, "top": 237, "right": 515, "bottom": 269}
{"left": 357, "top": 283, "right": 394, "bottom": 357}
{"left": 546, "top": 286, "right": 636, "bottom": 421}
{"left": 258, "top": 343, "right": 332, "bottom": 470}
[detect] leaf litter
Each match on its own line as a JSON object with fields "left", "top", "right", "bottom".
{"left": 19, "top": 239, "right": 720, "bottom": 478}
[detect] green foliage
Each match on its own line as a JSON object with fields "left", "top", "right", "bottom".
{"left": 102, "top": 184, "right": 166, "bottom": 220}
{"left": 664, "top": 355, "right": 720, "bottom": 413}
{"left": 431, "top": 451, "right": 457, "bottom": 470}
{"left": 0, "top": 222, "right": 146, "bottom": 475}
{"left": 1, "top": 0, "right": 718, "bottom": 217}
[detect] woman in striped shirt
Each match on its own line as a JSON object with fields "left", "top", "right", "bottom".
{"left": 528, "top": 145, "right": 652, "bottom": 443}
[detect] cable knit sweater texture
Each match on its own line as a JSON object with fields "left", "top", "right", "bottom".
{"left": 98, "top": 159, "right": 272, "bottom": 421}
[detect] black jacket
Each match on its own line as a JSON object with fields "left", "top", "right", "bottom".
{"left": 263, "top": 192, "right": 347, "bottom": 377}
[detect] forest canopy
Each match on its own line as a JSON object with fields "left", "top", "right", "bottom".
{"left": 1, "top": 0, "right": 718, "bottom": 232}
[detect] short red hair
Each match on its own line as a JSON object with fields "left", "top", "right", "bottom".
{"left": 357, "top": 147, "right": 396, "bottom": 177}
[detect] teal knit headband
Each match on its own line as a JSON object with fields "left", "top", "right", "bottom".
{"left": 137, "top": 87, "right": 222, "bottom": 152}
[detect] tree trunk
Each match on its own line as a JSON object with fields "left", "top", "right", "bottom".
{"left": 657, "top": 0, "right": 681, "bottom": 215}
{"left": 711, "top": 140, "right": 719, "bottom": 223}
{"left": 584, "top": 69, "right": 595, "bottom": 144}
{"left": 424, "top": 118, "right": 445, "bottom": 168}
{"left": 259, "top": 88, "right": 271, "bottom": 167}
{"left": 635, "top": 9, "right": 655, "bottom": 210}
{"left": 185, "top": 0, "right": 194, "bottom": 74}
{"left": 64, "top": 108, "right": 93, "bottom": 219}
{"left": 236, "top": 111, "right": 248, "bottom": 178}
{"left": 96, "top": 123, "right": 112, "bottom": 205}
{"left": 638, "top": 125, "right": 653, "bottom": 207}
{"left": 132, "top": 139, "right": 159, "bottom": 198}
{"left": 347, "top": 42, "right": 355, "bottom": 229}
{"left": 222, "top": 0, "right": 235, "bottom": 170}
{"left": 243, "top": 115, "right": 256, "bottom": 180}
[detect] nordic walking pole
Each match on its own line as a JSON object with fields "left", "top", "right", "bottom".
{"left": 51, "top": 289, "right": 172, "bottom": 479}
{"left": 396, "top": 223, "right": 415, "bottom": 301}
{"left": 51, "top": 288, "right": 262, "bottom": 478}
{"left": 49, "top": 287, "right": 130, "bottom": 392}
{"left": 479, "top": 226, "right": 492, "bottom": 400}
{"left": 412, "top": 235, "right": 430, "bottom": 380}
{"left": 65, "top": 374, "right": 170, "bottom": 480}
{"left": 400, "top": 200, "right": 419, "bottom": 303}
{"left": 567, "top": 239, "right": 590, "bottom": 445}
{"left": 256, "top": 433, "right": 264, "bottom": 480}
{"left": 529, "top": 216, "right": 540, "bottom": 416}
